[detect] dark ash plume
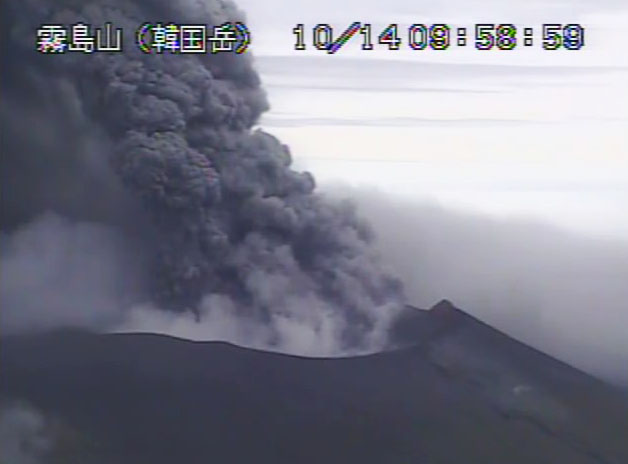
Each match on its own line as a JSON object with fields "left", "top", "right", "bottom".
{"left": 0, "top": 0, "right": 404, "bottom": 352}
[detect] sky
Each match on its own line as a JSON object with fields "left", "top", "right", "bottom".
{"left": 236, "top": 0, "right": 628, "bottom": 239}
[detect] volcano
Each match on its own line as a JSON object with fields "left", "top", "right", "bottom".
{"left": 2, "top": 300, "right": 627, "bottom": 464}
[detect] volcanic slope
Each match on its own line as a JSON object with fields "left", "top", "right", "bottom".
{"left": 2, "top": 300, "right": 627, "bottom": 464}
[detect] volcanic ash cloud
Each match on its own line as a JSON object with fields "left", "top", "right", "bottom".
{"left": 0, "top": 0, "right": 405, "bottom": 354}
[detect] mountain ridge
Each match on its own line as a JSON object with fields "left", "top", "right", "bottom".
{"left": 1, "top": 300, "right": 627, "bottom": 464}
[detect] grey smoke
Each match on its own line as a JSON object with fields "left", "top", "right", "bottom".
{"left": 0, "top": 0, "right": 404, "bottom": 353}
{"left": 0, "top": 403, "right": 52, "bottom": 464}
{"left": 328, "top": 185, "right": 628, "bottom": 386}
{"left": 0, "top": 212, "right": 146, "bottom": 333}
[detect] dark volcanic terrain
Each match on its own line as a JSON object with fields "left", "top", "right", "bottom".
{"left": 2, "top": 300, "right": 627, "bottom": 464}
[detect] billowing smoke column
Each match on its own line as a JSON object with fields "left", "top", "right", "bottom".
{"left": 0, "top": 0, "right": 405, "bottom": 354}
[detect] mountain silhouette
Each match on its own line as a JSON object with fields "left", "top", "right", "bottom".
{"left": 2, "top": 300, "right": 627, "bottom": 464}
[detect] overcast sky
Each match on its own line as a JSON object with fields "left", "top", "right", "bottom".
{"left": 233, "top": 0, "right": 628, "bottom": 239}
